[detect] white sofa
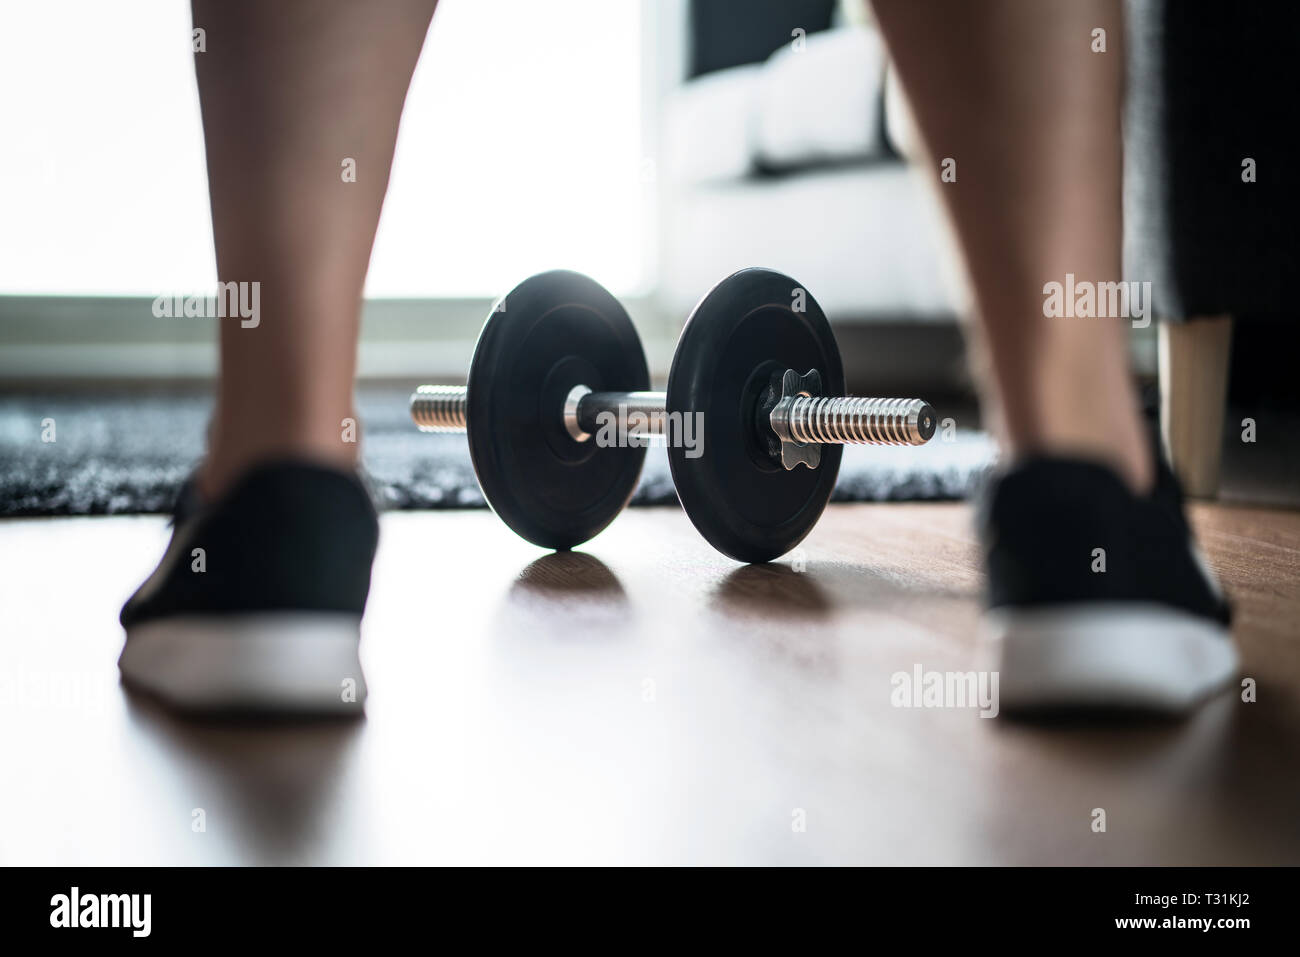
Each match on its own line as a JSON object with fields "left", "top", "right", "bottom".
{"left": 656, "top": 23, "right": 966, "bottom": 338}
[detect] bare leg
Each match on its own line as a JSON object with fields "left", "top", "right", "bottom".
{"left": 192, "top": 0, "right": 438, "bottom": 497}
{"left": 871, "top": 0, "right": 1151, "bottom": 492}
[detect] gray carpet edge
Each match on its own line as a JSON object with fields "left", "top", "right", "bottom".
{"left": 0, "top": 391, "right": 996, "bottom": 517}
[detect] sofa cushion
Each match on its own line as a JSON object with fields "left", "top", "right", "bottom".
{"left": 662, "top": 63, "right": 762, "bottom": 186}
{"left": 754, "top": 27, "right": 889, "bottom": 170}
{"left": 662, "top": 164, "right": 966, "bottom": 320}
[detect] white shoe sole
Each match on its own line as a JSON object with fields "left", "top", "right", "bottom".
{"left": 119, "top": 613, "right": 366, "bottom": 715}
{"left": 981, "top": 603, "right": 1238, "bottom": 714}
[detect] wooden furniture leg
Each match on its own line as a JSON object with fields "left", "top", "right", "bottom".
{"left": 1158, "top": 316, "right": 1233, "bottom": 498}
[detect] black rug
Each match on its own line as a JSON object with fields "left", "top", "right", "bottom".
{"left": 0, "top": 388, "right": 995, "bottom": 516}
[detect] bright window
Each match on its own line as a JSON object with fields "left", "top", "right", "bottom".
{"left": 0, "top": 0, "right": 649, "bottom": 298}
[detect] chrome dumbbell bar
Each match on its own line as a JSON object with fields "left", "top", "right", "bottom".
{"left": 410, "top": 377, "right": 936, "bottom": 470}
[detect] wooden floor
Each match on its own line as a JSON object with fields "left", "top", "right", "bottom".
{"left": 2, "top": 501, "right": 1298, "bottom": 865}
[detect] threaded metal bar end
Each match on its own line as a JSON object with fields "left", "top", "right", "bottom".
{"left": 411, "top": 385, "right": 468, "bottom": 432}
{"left": 784, "top": 397, "right": 936, "bottom": 446}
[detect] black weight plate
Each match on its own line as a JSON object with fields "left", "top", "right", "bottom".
{"left": 466, "top": 271, "right": 649, "bottom": 550}
{"left": 666, "top": 268, "right": 844, "bottom": 563}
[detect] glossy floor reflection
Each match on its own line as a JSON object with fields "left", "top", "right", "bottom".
{"left": 1, "top": 502, "right": 1297, "bottom": 864}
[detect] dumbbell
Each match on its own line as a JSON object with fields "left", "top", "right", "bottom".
{"left": 410, "top": 268, "right": 936, "bottom": 563}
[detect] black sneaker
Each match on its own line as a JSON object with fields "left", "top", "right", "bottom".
{"left": 978, "top": 452, "right": 1236, "bottom": 713}
{"left": 118, "top": 461, "right": 379, "bottom": 715}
